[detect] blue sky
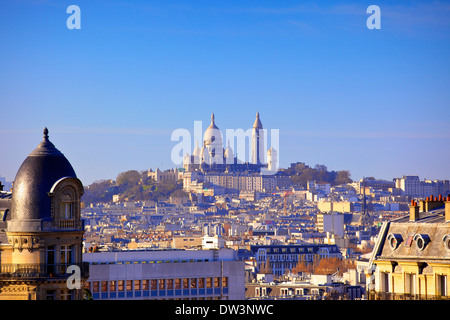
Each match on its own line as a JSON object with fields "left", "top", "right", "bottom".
{"left": 1, "top": 0, "right": 450, "bottom": 185}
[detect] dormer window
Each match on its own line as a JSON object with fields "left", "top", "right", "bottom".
{"left": 60, "top": 190, "right": 74, "bottom": 220}
{"left": 413, "top": 234, "right": 430, "bottom": 251}
{"left": 387, "top": 233, "right": 402, "bottom": 250}
{"left": 48, "top": 177, "right": 84, "bottom": 230}
{"left": 442, "top": 235, "right": 450, "bottom": 252}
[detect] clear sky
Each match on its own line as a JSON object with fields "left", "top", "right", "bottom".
{"left": 1, "top": 0, "right": 450, "bottom": 185}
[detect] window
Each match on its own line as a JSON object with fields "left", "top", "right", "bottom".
{"left": 405, "top": 273, "right": 415, "bottom": 295}
{"left": 388, "top": 234, "right": 402, "bottom": 250}
{"left": 159, "top": 279, "right": 165, "bottom": 290}
{"left": 110, "top": 281, "right": 116, "bottom": 292}
{"left": 199, "top": 278, "right": 205, "bottom": 289}
{"left": 262, "top": 287, "right": 267, "bottom": 296}
{"left": 190, "top": 278, "right": 197, "bottom": 289}
{"left": 134, "top": 280, "right": 141, "bottom": 291}
{"left": 443, "top": 235, "right": 450, "bottom": 252}
{"left": 183, "top": 278, "right": 189, "bottom": 289}
{"left": 61, "top": 245, "right": 73, "bottom": 273}
{"left": 101, "top": 281, "right": 108, "bottom": 292}
{"left": 46, "top": 290, "right": 56, "bottom": 300}
{"left": 167, "top": 279, "right": 173, "bottom": 290}
{"left": 206, "top": 278, "right": 212, "bottom": 288}
{"left": 142, "top": 280, "right": 149, "bottom": 290}
{"left": 222, "top": 277, "right": 228, "bottom": 288}
{"left": 414, "top": 234, "right": 430, "bottom": 251}
{"left": 47, "top": 246, "right": 55, "bottom": 275}
{"left": 151, "top": 279, "right": 157, "bottom": 290}
{"left": 405, "top": 235, "right": 414, "bottom": 247}
{"left": 59, "top": 187, "right": 75, "bottom": 219}
{"left": 175, "top": 279, "right": 181, "bottom": 290}
{"left": 118, "top": 280, "right": 124, "bottom": 291}
{"left": 92, "top": 281, "right": 99, "bottom": 293}
{"left": 61, "top": 290, "right": 72, "bottom": 300}
{"left": 61, "top": 202, "right": 73, "bottom": 219}
{"left": 126, "top": 280, "right": 132, "bottom": 291}
{"left": 382, "top": 272, "right": 390, "bottom": 293}
{"left": 438, "top": 275, "right": 447, "bottom": 296}
{"left": 214, "top": 277, "right": 220, "bottom": 288}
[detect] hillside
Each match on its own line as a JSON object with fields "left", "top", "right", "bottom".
{"left": 81, "top": 170, "right": 186, "bottom": 205}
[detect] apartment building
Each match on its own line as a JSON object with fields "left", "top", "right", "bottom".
{"left": 316, "top": 212, "right": 345, "bottom": 237}
{"left": 394, "top": 175, "right": 450, "bottom": 198}
{"left": 250, "top": 244, "right": 342, "bottom": 277}
{"left": 184, "top": 171, "right": 277, "bottom": 194}
{"left": 367, "top": 195, "right": 450, "bottom": 300}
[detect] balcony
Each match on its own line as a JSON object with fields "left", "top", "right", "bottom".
{"left": 368, "top": 291, "right": 450, "bottom": 301}
{"left": 59, "top": 219, "right": 75, "bottom": 229}
{"left": 0, "top": 263, "right": 89, "bottom": 280}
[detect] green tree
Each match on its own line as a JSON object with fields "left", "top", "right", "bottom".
{"left": 116, "top": 170, "right": 141, "bottom": 186}
{"left": 334, "top": 170, "right": 352, "bottom": 185}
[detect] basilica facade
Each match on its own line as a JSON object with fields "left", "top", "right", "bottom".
{"left": 183, "top": 112, "right": 277, "bottom": 174}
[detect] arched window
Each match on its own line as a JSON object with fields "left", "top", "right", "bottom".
{"left": 48, "top": 177, "right": 84, "bottom": 230}
{"left": 60, "top": 187, "right": 75, "bottom": 220}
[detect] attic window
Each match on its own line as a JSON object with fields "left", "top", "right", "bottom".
{"left": 413, "top": 234, "right": 430, "bottom": 251}
{"left": 404, "top": 235, "right": 414, "bottom": 247}
{"left": 387, "top": 233, "right": 402, "bottom": 250}
{"left": 443, "top": 235, "right": 450, "bottom": 252}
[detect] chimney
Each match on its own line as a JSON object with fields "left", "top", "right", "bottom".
{"left": 419, "top": 195, "right": 446, "bottom": 212}
{"left": 445, "top": 195, "right": 450, "bottom": 223}
{"left": 410, "top": 199, "right": 420, "bottom": 221}
{"left": 427, "top": 194, "right": 446, "bottom": 212}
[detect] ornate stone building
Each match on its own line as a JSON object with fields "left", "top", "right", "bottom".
{"left": 0, "top": 128, "right": 88, "bottom": 300}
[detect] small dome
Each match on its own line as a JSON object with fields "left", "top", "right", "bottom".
{"left": 203, "top": 113, "right": 223, "bottom": 147}
{"left": 224, "top": 141, "right": 234, "bottom": 159}
{"left": 192, "top": 141, "right": 201, "bottom": 157}
{"left": 10, "top": 128, "right": 77, "bottom": 221}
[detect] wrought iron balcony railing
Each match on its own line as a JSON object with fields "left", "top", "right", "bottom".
{"left": 368, "top": 291, "right": 450, "bottom": 301}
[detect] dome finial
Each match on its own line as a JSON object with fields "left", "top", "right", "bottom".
{"left": 211, "top": 113, "right": 215, "bottom": 124}
{"left": 43, "top": 127, "right": 49, "bottom": 140}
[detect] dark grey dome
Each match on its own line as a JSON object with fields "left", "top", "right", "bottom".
{"left": 10, "top": 128, "right": 77, "bottom": 221}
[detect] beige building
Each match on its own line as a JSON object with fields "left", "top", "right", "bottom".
{"left": 367, "top": 195, "right": 450, "bottom": 300}
{"left": 317, "top": 201, "right": 354, "bottom": 213}
{"left": 172, "top": 236, "right": 202, "bottom": 249}
{"left": 148, "top": 168, "right": 182, "bottom": 183}
{"left": 0, "top": 128, "right": 88, "bottom": 300}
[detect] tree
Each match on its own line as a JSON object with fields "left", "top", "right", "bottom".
{"left": 171, "top": 189, "right": 188, "bottom": 198}
{"left": 334, "top": 170, "right": 352, "bottom": 185}
{"left": 116, "top": 170, "right": 141, "bottom": 186}
{"left": 81, "top": 179, "right": 116, "bottom": 204}
{"left": 292, "top": 262, "right": 308, "bottom": 274}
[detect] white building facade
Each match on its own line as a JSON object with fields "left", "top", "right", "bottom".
{"left": 84, "top": 248, "right": 245, "bottom": 300}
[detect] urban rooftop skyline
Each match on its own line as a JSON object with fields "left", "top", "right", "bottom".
{"left": 1, "top": 0, "right": 450, "bottom": 185}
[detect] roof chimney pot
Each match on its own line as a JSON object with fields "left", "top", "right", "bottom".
{"left": 410, "top": 201, "right": 420, "bottom": 222}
